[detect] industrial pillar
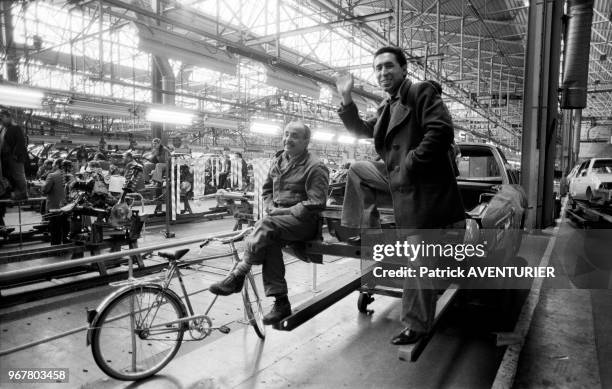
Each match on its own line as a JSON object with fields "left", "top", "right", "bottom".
{"left": 560, "top": 109, "right": 573, "bottom": 175}
{"left": 571, "top": 109, "right": 582, "bottom": 165}
{"left": 151, "top": 58, "right": 164, "bottom": 140}
{"left": 520, "top": 0, "right": 563, "bottom": 229}
{"left": 1, "top": 1, "right": 18, "bottom": 82}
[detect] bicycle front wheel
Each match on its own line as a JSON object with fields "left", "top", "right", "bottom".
{"left": 91, "top": 286, "right": 187, "bottom": 380}
{"left": 242, "top": 272, "right": 266, "bottom": 339}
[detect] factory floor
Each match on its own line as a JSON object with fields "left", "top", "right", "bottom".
{"left": 0, "top": 206, "right": 610, "bottom": 389}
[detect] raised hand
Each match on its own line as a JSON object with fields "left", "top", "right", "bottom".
{"left": 334, "top": 72, "right": 354, "bottom": 104}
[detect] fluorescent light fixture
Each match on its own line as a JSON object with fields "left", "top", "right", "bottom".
{"left": 312, "top": 131, "right": 335, "bottom": 141}
{"left": 0, "top": 85, "right": 43, "bottom": 109}
{"left": 338, "top": 135, "right": 356, "bottom": 144}
{"left": 146, "top": 107, "right": 195, "bottom": 125}
{"left": 250, "top": 121, "right": 281, "bottom": 135}
{"left": 358, "top": 138, "right": 372, "bottom": 145}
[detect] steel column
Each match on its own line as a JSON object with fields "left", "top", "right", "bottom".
{"left": 520, "top": 0, "right": 563, "bottom": 229}
{"left": 436, "top": 0, "right": 440, "bottom": 78}
{"left": 395, "top": 0, "right": 401, "bottom": 46}
{"left": 460, "top": 0, "right": 464, "bottom": 81}
{"left": 560, "top": 109, "right": 573, "bottom": 175}
{"left": 571, "top": 109, "right": 582, "bottom": 166}
{"left": 477, "top": 40, "right": 481, "bottom": 100}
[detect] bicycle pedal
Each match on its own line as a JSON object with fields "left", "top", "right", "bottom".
{"left": 218, "top": 325, "right": 231, "bottom": 334}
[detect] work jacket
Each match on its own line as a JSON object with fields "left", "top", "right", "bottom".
{"left": 262, "top": 150, "right": 329, "bottom": 220}
{"left": 42, "top": 170, "right": 66, "bottom": 210}
{"left": 338, "top": 79, "right": 465, "bottom": 229}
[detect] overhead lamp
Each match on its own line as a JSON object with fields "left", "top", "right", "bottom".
{"left": 358, "top": 138, "right": 372, "bottom": 145}
{"left": 312, "top": 131, "right": 335, "bottom": 141}
{"left": 146, "top": 107, "right": 195, "bottom": 125}
{"left": 0, "top": 85, "right": 44, "bottom": 109}
{"left": 250, "top": 121, "right": 281, "bottom": 135}
{"left": 338, "top": 135, "right": 356, "bottom": 144}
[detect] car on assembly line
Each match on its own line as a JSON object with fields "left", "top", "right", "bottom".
{"left": 568, "top": 158, "right": 612, "bottom": 206}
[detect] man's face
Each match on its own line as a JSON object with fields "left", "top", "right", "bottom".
{"left": 373, "top": 52, "right": 407, "bottom": 95}
{"left": 152, "top": 140, "right": 160, "bottom": 149}
{"left": 282, "top": 124, "right": 309, "bottom": 157}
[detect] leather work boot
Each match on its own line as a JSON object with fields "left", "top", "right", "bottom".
{"left": 209, "top": 273, "right": 246, "bottom": 296}
{"left": 262, "top": 298, "right": 292, "bottom": 325}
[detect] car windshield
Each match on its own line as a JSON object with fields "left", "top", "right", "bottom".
{"left": 29, "top": 144, "right": 46, "bottom": 156}
{"left": 457, "top": 146, "right": 502, "bottom": 182}
{"left": 592, "top": 159, "right": 612, "bottom": 174}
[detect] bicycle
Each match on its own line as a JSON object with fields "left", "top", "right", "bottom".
{"left": 86, "top": 227, "right": 265, "bottom": 381}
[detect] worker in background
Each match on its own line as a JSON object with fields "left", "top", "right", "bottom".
{"left": 37, "top": 159, "right": 54, "bottom": 180}
{"left": 75, "top": 145, "right": 89, "bottom": 173}
{"left": 62, "top": 160, "right": 76, "bottom": 191}
{"left": 208, "top": 121, "right": 329, "bottom": 325}
{"left": 234, "top": 152, "right": 249, "bottom": 190}
{"left": 43, "top": 159, "right": 69, "bottom": 245}
{"left": 336, "top": 46, "right": 465, "bottom": 345}
{"left": 123, "top": 151, "right": 145, "bottom": 192}
{"left": 217, "top": 151, "right": 231, "bottom": 189}
{"left": 0, "top": 109, "right": 28, "bottom": 201}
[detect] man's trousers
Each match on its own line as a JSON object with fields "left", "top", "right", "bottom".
{"left": 243, "top": 213, "right": 319, "bottom": 297}
{"left": 340, "top": 160, "right": 391, "bottom": 229}
{"left": 340, "top": 160, "right": 437, "bottom": 333}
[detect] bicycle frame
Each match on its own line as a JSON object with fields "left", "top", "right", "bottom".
{"left": 86, "top": 241, "right": 242, "bottom": 346}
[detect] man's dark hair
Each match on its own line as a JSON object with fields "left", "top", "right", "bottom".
{"left": 373, "top": 46, "right": 407, "bottom": 68}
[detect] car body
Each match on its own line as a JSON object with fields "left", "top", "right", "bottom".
{"left": 561, "top": 163, "right": 581, "bottom": 197}
{"left": 568, "top": 158, "right": 612, "bottom": 204}
{"left": 456, "top": 143, "right": 527, "bottom": 259}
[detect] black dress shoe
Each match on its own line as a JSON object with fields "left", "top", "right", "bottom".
{"left": 209, "top": 273, "right": 246, "bottom": 296}
{"left": 390, "top": 328, "right": 425, "bottom": 345}
{"left": 262, "top": 299, "right": 292, "bottom": 325}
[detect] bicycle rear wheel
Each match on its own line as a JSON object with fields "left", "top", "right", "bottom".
{"left": 91, "top": 286, "right": 186, "bottom": 380}
{"left": 242, "top": 272, "right": 266, "bottom": 339}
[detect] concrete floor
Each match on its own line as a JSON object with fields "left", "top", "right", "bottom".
{"left": 1, "top": 209, "right": 611, "bottom": 389}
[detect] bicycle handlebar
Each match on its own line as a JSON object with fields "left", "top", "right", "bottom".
{"left": 199, "top": 227, "right": 254, "bottom": 248}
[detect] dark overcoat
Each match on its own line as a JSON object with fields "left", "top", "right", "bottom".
{"left": 338, "top": 79, "right": 465, "bottom": 229}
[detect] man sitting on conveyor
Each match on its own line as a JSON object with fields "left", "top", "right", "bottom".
{"left": 335, "top": 46, "right": 465, "bottom": 345}
{"left": 209, "top": 121, "right": 329, "bottom": 325}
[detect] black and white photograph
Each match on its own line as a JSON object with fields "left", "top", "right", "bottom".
{"left": 0, "top": 0, "right": 611, "bottom": 388}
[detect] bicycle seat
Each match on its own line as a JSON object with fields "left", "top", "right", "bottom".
{"left": 158, "top": 248, "right": 190, "bottom": 261}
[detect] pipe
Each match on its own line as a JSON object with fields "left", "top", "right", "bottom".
{"left": 560, "top": 0, "right": 594, "bottom": 109}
